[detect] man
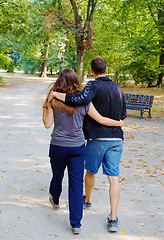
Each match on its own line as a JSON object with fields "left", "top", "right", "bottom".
{"left": 48, "top": 56, "right": 127, "bottom": 232}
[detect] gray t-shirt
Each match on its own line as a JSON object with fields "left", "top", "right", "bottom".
{"left": 50, "top": 103, "right": 90, "bottom": 147}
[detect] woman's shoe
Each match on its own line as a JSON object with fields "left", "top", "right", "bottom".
{"left": 49, "top": 195, "right": 59, "bottom": 210}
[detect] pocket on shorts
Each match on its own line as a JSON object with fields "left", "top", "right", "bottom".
{"left": 111, "top": 141, "right": 123, "bottom": 152}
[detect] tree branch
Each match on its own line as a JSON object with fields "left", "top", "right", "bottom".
{"left": 146, "top": 1, "right": 158, "bottom": 26}
{"left": 69, "top": 0, "right": 82, "bottom": 29}
{"left": 83, "top": 0, "right": 97, "bottom": 30}
{"left": 55, "top": 13, "right": 74, "bottom": 30}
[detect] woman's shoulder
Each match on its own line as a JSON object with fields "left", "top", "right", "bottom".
{"left": 76, "top": 103, "right": 90, "bottom": 115}
{"left": 52, "top": 99, "right": 77, "bottom": 115}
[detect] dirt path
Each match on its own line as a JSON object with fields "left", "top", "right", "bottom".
{"left": 0, "top": 78, "right": 164, "bottom": 240}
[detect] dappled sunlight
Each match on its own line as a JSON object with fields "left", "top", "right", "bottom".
{"left": 13, "top": 103, "right": 28, "bottom": 106}
{"left": 0, "top": 115, "right": 12, "bottom": 119}
{"left": 1, "top": 96, "right": 20, "bottom": 100}
{"left": 36, "top": 139, "right": 51, "bottom": 144}
{"left": 11, "top": 122, "right": 40, "bottom": 128}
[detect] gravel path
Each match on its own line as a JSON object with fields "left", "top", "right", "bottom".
{"left": 0, "top": 78, "right": 164, "bottom": 240}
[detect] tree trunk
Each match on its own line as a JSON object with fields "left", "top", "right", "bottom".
{"left": 39, "top": 41, "right": 49, "bottom": 78}
{"left": 70, "top": 0, "right": 97, "bottom": 84}
{"left": 157, "top": 54, "right": 164, "bottom": 87}
{"left": 76, "top": 49, "right": 84, "bottom": 84}
{"left": 157, "top": 4, "right": 164, "bottom": 87}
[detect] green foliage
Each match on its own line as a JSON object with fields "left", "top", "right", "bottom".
{"left": 89, "top": 0, "right": 163, "bottom": 86}
{"left": 19, "top": 56, "right": 41, "bottom": 74}
{"left": 0, "top": 0, "right": 163, "bottom": 86}
{"left": 0, "top": 76, "right": 5, "bottom": 86}
{"left": 0, "top": 53, "right": 12, "bottom": 70}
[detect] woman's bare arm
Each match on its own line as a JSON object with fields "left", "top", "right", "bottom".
{"left": 87, "top": 103, "right": 123, "bottom": 127}
{"left": 42, "top": 99, "right": 54, "bottom": 129}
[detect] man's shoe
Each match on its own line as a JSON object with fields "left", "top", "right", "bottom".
{"left": 49, "top": 195, "right": 59, "bottom": 210}
{"left": 108, "top": 217, "right": 119, "bottom": 232}
{"left": 72, "top": 227, "right": 81, "bottom": 234}
{"left": 83, "top": 195, "right": 91, "bottom": 209}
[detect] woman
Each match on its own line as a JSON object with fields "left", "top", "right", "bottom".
{"left": 42, "top": 68, "right": 122, "bottom": 234}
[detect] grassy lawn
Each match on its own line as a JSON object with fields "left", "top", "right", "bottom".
{"left": 122, "top": 87, "right": 164, "bottom": 120}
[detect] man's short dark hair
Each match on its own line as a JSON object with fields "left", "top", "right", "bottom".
{"left": 91, "top": 56, "right": 107, "bottom": 75}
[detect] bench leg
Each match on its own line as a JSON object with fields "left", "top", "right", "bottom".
{"left": 148, "top": 109, "right": 152, "bottom": 118}
{"left": 139, "top": 110, "right": 143, "bottom": 120}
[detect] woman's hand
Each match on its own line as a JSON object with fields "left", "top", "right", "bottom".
{"left": 46, "top": 89, "right": 55, "bottom": 106}
{"left": 120, "top": 120, "right": 123, "bottom": 127}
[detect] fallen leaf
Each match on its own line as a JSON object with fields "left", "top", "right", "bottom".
{"left": 131, "top": 195, "right": 136, "bottom": 198}
{"left": 120, "top": 177, "right": 126, "bottom": 182}
{"left": 139, "top": 223, "right": 144, "bottom": 226}
{"left": 19, "top": 196, "right": 25, "bottom": 200}
{"left": 124, "top": 166, "right": 131, "bottom": 168}
{"left": 120, "top": 230, "right": 126, "bottom": 234}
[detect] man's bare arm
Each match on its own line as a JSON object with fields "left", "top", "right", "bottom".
{"left": 47, "top": 91, "right": 66, "bottom": 104}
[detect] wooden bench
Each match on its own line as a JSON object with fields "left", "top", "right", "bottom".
{"left": 124, "top": 93, "right": 154, "bottom": 119}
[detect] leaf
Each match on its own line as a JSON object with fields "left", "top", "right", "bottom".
{"left": 131, "top": 195, "right": 136, "bottom": 198}
{"left": 19, "top": 196, "right": 25, "bottom": 200}
{"left": 120, "top": 177, "right": 126, "bottom": 182}
{"left": 139, "top": 223, "right": 144, "bottom": 226}
{"left": 124, "top": 165, "right": 131, "bottom": 168}
{"left": 120, "top": 230, "right": 126, "bottom": 234}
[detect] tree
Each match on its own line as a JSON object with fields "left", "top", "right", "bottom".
{"left": 69, "top": 0, "right": 97, "bottom": 82}
{"left": 90, "top": 0, "right": 163, "bottom": 87}
{"left": 146, "top": 0, "right": 164, "bottom": 87}
{"left": 0, "top": 0, "right": 32, "bottom": 72}
{"left": 47, "top": 0, "right": 97, "bottom": 82}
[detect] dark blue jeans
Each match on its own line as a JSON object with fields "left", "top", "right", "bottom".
{"left": 49, "top": 144, "right": 85, "bottom": 228}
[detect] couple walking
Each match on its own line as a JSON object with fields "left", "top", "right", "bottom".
{"left": 42, "top": 56, "right": 127, "bottom": 234}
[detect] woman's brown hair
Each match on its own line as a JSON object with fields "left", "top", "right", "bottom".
{"left": 48, "top": 68, "right": 81, "bottom": 115}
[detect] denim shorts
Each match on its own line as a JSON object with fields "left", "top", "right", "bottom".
{"left": 85, "top": 140, "right": 123, "bottom": 176}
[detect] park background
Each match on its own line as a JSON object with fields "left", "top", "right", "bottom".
{"left": 0, "top": 1, "right": 164, "bottom": 240}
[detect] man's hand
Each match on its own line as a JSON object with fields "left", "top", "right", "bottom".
{"left": 51, "top": 91, "right": 66, "bottom": 102}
